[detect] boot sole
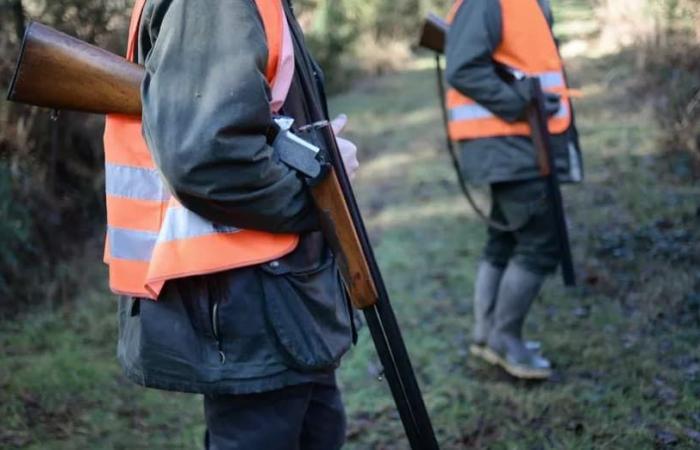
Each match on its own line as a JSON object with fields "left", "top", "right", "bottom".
{"left": 469, "top": 344, "right": 493, "bottom": 363}
{"left": 480, "top": 347, "right": 552, "bottom": 380}
{"left": 469, "top": 344, "right": 498, "bottom": 366}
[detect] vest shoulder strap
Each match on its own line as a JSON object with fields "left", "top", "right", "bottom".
{"left": 126, "top": 0, "right": 147, "bottom": 61}
{"left": 125, "top": 0, "right": 284, "bottom": 83}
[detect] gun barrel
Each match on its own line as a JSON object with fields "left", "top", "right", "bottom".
{"left": 7, "top": 22, "right": 143, "bottom": 116}
{"left": 527, "top": 79, "right": 577, "bottom": 286}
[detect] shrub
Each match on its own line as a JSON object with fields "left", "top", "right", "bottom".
{"left": 0, "top": 1, "right": 129, "bottom": 315}
{"left": 597, "top": 0, "right": 700, "bottom": 162}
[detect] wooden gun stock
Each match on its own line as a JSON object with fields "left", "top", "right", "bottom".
{"left": 418, "top": 13, "right": 447, "bottom": 54}
{"left": 310, "top": 124, "right": 379, "bottom": 309}
{"left": 7, "top": 22, "right": 143, "bottom": 115}
{"left": 6, "top": 21, "right": 378, "bottom": 308}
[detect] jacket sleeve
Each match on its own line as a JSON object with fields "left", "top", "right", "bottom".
{"left": 140, "top": 0, "right": 319, "bottom": 233}
{"left": 444, "top": 0, "right": 530, "bottom": 122}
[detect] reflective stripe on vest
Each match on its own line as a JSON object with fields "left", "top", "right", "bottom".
{"left": 103, "top": 0, "right": 299, "bottom": 299}
{"left": 446, "top": 0, "right": 572, "bottom": 141}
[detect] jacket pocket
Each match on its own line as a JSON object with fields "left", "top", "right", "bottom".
{"left": 259, "top": 245, "right": 352, "bottom": 371}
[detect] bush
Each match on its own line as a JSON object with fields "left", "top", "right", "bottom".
{"left": 299, "top": 0, "right": 452, "bottom": 91}
{"left": 597, "top": 0, "right": 700, "bottom": 162}
{"left": 643, "top": 40, "right": 700, "bottom": 157}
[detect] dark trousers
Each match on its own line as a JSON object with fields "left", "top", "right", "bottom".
{"left": 204, "top": 382, "right": 346, "bottom": 450}
{"left": 484, "top": 179, "right": 560, "bottom": 274}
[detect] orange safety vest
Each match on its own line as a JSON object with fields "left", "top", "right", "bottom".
{"left": 103, "top": 0, "right": 298, "bottom": 299}
{"left": 446, "top": 0, "right": 572, "bottom": 140}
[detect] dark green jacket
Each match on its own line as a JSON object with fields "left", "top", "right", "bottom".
{"left": 117, "top": 0, "right": 353, "bottom": 395}
{"left": 445, "top": 0, "right": 583, "bottom": 185}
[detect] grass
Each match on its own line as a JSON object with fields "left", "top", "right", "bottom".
{"left": 2, "top": 1, "right": 700, "bottom": 448}
{"left": 332, "top": 45, "right": 700, "bottom": 447}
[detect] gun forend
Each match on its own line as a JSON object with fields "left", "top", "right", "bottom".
{"left": 7, "top": 22, "right": 144, "bottom": 116}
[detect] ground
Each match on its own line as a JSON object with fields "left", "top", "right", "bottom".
{"left": 1, "top": 1, "right": 699, "bottom": 448}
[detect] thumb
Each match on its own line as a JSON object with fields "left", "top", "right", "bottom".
{"left": 331, "top": 114, "right": 348, "bottom": 135}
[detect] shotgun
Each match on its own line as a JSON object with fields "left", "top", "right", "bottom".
{"left": 418, "top": 14, "right": 576, "bottom": 287}
{"left": 8, "top": 22, "right": 439, "bottom": 449}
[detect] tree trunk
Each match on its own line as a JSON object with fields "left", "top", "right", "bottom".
{"left": 12, "top": 0, "right": 25, "bottom": 41}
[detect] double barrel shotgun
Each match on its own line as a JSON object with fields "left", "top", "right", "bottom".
{"left": 418, "top": 15, "right": 577, "bottom": 287}
{"left": 8, "top": 22, "right": 440, "bottom": 449}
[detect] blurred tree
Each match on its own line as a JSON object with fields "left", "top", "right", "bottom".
{"left": 9, "top": 0, "right": 26, "bottom": 40}
{"left": 596, "top": 0, "right": 700, "bottom": 161}
{"left": 0, "top": 0, "right": 131, "bottom": 315}
{"left": 299, "top": 0, "right": 452, "bottom": 88}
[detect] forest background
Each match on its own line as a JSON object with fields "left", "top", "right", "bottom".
{"left": 1, "top": 0, "right": 700, "bottom": 448}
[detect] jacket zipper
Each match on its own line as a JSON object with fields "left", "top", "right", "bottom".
{"left": 211, "top": 300, "right": 225, "bottom": 363}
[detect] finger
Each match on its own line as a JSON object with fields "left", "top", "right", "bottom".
{"left": 331, "top": 114, "right": 348, "bottom": 135}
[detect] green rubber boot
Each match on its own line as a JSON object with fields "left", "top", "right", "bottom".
{"left": 468, "top": 261, "right": 504, "bottom": 361}
{"left": 484, "top": 263, "right": 552, "bottom": 380}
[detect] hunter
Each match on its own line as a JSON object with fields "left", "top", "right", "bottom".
{"left": 105, "top": 0, "right": 359, "bottom": 448}
{"left": 445, "top": 0, "right": 583, "bottom": 379}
